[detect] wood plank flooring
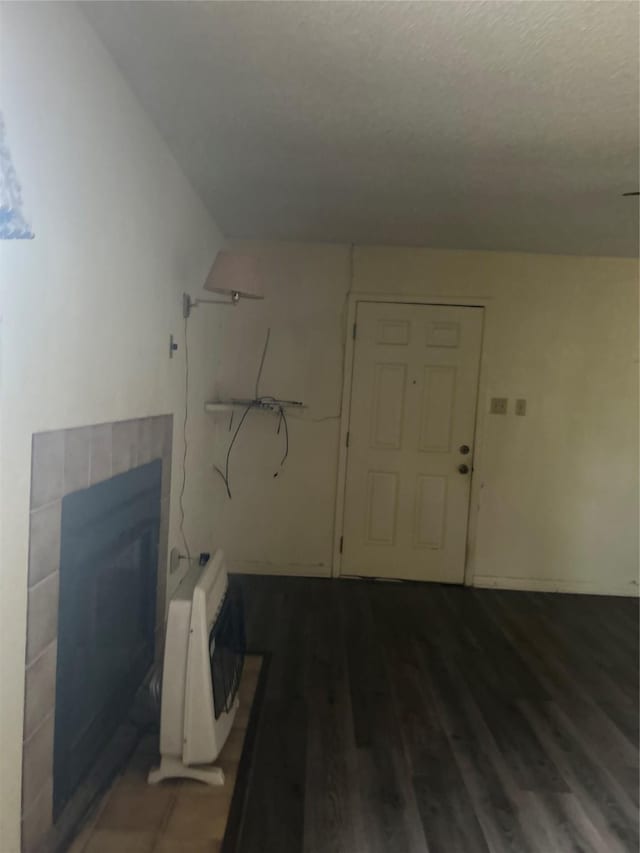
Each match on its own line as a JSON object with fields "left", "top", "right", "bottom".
{"left": 230, "top": 576, "right": 639, "bottom": 853}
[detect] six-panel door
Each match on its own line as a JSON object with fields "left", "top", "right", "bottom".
{"left": 341, "top": 302, "right": 483, "bottom": 583}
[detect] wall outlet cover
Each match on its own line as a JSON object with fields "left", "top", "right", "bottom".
{"left": 515, "top": 398, "right": 527, "bottom": 416}
{"left": 490, "top": 397, "right": 508, "bottom": 415}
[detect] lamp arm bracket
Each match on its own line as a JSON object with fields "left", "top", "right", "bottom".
{"left": 183, "top": 291, "right": 240, "bottom": 318}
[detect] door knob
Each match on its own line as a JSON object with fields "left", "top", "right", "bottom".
{"left": 458, "top": 464, "right": 470, "bottom": 474}
{"left": 459, "top": 444, "right": 470, "bottom": 455}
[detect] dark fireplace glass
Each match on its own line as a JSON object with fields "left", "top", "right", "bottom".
{"left": 53, "top": 460, "right": 161, "bottom": 819}
{"left": 209, "top": 587, "right": 245, "bottom": 719}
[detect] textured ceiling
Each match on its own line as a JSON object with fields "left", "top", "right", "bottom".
{"left": 85, "top": 1, "right": 639, "bottom": 256}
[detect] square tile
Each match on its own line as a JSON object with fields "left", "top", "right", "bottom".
{"left": 90, "top": 424, "right": 112, "bottom": 485}
{"left": 135, "top": 733, "right": 160, "bottom": 756}
{"left": 162, "top": 791, "right": 230, "bottom": 841}
{"left": 238, "top": 685, "right": 257, "bottom": 710}
{"left": 67, "top": 821, "right": 96, "bottom": 853}
{"left": 217, "top": 759, "right": 239, "bottom": 793}
{"left": 65, "top": 792, "right": 108, "bottom": 853}
{"left": 97, "top": 785, "right": 174, "bottom": 833}
{"left": 84, "top": 829, "right": 156, "bottom": 853}
{"left": 64, "top": 426, "right": 92, "bottom": 494}
{"left": 31, "top": 431, "right": 65, "bottom": 510}
{"left": 154, "top": 838, "right": 221, "bottom": 853}
{"left": 117, "top": 749, "right": 156, "bottom": 789}
{"left": 218, "top": 728, "right": 245, "bottom": 764}
{"left": 136, "top": 419, "right": 155, "bottom": 466}
{"left": 149, "top": 417, "right": 165, "bottom": 462}
{"left": 21, "top": 775, "right": 53, "bottom": 853}
{"left": 234, "top": 702, "right": 251, "bottom": 731}
{"left": 26, "top": 571, "right": 59, "bottom": 665}
{"left": 233, "top": 699, "right": 251, "bottom": 731}
{"left": 23, "top": 640, "right": 57, "bottom": 741}
{"left": 175, "top": 759, "right": 238, "bottom": 798}
{"left": 161, "top": 416, "right": 173, "bottom": 463}
{"left": 22, "top": 713, "right": 54, "bottom": 812}
{"left": 112, "top": 421, "right": 138, "bottom": 476}
{"left": 28, "top": 501, "right": 61, "bottom": 587}
{"left": 61, "top": 728, "right": 116, "bottom": 852}
{"left": 243, "top": 655, "right": 263, "bottom": 677}
{"left": 161, "top": 458, "right": 172, "bottom": 503}
{"left": 239, "top": 671, "right": 260, "bottom": 705}
{"left": 239, "top": 673, "right": 259, "bottom": 700}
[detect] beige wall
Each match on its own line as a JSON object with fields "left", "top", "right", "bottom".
{"left": 0, "top": 5, "right": 222, "bottom": 848}
{"left": 353, "top": 247, "right": 639, "bottom": 593}
{"left": 210, "top": 242, "right": 350, "bottom": 574}
{"left": 215, "top": 243, "right": 639, "bottom": 597}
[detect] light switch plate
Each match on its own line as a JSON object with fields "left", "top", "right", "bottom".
{"left": 515, "top": 398, "right": 527, "bottom": 416}
{"left": 490, "top": 397, "right": 508, "bottom": 415}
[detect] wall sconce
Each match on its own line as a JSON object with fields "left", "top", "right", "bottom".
{"left": 183, "top": 250, "right": 263, "bottom": 318}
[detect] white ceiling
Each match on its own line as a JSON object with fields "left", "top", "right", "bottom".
{"left": 85, "top": 1, "right": 639, "bottom": 257}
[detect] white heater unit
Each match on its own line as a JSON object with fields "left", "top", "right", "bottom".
{"left": 149, "top": 550, "right": 243, "bottom": 786}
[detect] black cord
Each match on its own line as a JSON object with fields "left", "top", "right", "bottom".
{"left": 280, "top": 406, "right": 289, "bottom": 467}
{"left": 274, "top": 405, "right": 289, "bottom": 475}
{"left": 255, "top": 328, "right": 271, "bottom": 398}
{"left": 214, "top": 403, "right": 255, "bottom": 498}
{"left": 215, "top": 326, "right": 293, "bottom": 496}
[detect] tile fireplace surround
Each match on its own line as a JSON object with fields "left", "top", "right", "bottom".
{"left": 22, "top": 416, "right": 173, "bottom": 853}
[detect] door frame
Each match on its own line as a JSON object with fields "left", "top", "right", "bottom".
{"left": 332, "top": 292, "right": 491, "bottom": 584}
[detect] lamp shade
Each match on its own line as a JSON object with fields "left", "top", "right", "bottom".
{"left": 203, "top": 250, "right": 263, "bottom": 299}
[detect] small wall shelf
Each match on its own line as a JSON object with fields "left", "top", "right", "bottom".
{"left": 204, "top": 402, "right": 242, "bottom": 413}
{"left": 204, "top": 399, "right": 305, "bottom": 414}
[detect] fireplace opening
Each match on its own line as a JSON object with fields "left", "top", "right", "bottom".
{"left": 53, "top": 460, "right": 162, "bottom": 819}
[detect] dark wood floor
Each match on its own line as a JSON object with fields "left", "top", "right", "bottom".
{"left": 230, "top": 576, "right": 639, "bottom": 853}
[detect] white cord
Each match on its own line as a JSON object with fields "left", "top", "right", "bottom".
{"left": 179, "top": 314, "right": 192, "bottom": 564}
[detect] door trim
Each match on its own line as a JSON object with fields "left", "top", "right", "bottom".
{"left": 332, "top": 292, "right": 491, "bottom": 584}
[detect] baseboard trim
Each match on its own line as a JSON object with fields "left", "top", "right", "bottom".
{"left": 229, "top": 561, "right": 331, "bottom": 578}
{"left": 473, "top": 575, "right": 640, "bottom": 597}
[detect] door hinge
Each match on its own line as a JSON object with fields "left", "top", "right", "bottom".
{"left": 352, "top": 323, "right": 357, "bottom": 340}
{"left": 339, "top": 536, "right": 344, "bottom": 554}
{"left": 346, "top": 431, "right": 350, "bottom": 448}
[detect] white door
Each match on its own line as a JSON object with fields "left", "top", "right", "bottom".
{"left": 341, "top": 302, "right": 483, "bottom": 583}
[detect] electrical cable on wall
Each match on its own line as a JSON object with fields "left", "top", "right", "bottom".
{"left": 212, "top": 245, "right": 356, "bottom": 493}
{"left": 202, "top": 244, "right": 356, "bottom": 500}
{"left": 213, "top": 327, "right": 294, "bottom": 498}
{"left": 255, "top": 327, "right": 270, "bottom": 398}
{"left": 274, "top": 404, "right": 289, "bottom": 474}
{"left": 213, "top": 402, "right": 254, "bottom": 499}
